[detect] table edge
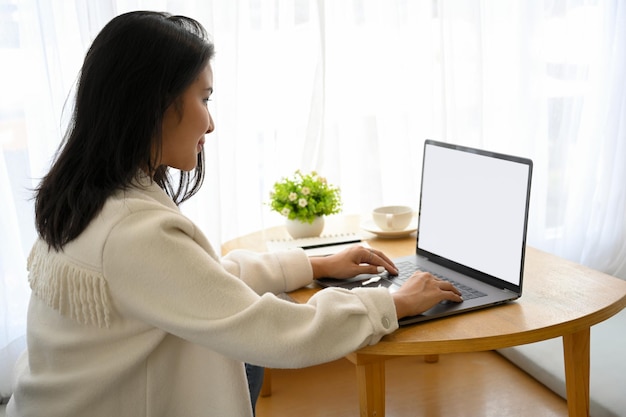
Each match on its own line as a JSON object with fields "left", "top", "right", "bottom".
{"left": 355, "top": 295, "right": 626, "bottom": 356}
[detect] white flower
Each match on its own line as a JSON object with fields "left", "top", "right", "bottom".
{"left": 301, "top": 187, "right": 310, "bottom": 196}
{"left": 281, "top": 207, "right": 291, "bottom": 216}
{"left": 298, "top": 198, "right": 308, "bottom": 207}
{"left": 288, "top": 192, "right": 298, "bottom": 201}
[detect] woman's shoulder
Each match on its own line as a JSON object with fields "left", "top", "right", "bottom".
{"left": 25, "top": 182, "right": 204, "bottom": 328}
{"left": 58, "top": 182, "right": 188, "bottom": 264}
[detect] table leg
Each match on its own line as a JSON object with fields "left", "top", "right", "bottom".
{"left": 424, "top": 354, "right": 439, "bottom": 363}
{"left": 260, "top": 368, "right": 272, "bottom": 397}
{"left": 563, "top": 328, "right": 590, "bottom": 417}
{"left": 354, "top": 357, "right": 386, "bottom": 417}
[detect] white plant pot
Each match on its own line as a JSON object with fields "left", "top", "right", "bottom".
{"left": 285, "top": 217, "right": 325, "bottom": 239}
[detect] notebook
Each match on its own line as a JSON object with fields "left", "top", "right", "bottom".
{"left": 266, "top": 233, "right": 364, "bottom": 257}
{"left": 317, "top": 139, "right": 533, "bottom": 325}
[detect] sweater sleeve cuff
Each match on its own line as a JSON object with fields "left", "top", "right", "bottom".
{"left": 350, "top": 287, "right": 399, "bottom": 341}
{"left": 273, "top": 249, "right": 314, "bottom": 292}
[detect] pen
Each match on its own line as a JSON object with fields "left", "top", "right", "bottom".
{"left": 297, "top": 239, "right": 362, "bottom": 250}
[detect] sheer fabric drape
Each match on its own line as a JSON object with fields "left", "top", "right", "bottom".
{"left": 1, "top": 0, "right": 625, "bottom": 399}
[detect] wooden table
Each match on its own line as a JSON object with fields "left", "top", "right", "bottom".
{"left": 222, "top": 215, "right": 626, "bottom": 417}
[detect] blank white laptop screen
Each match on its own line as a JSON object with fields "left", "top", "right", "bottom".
{"left": 418, "top": 143, "right": 531, "bottom": 286}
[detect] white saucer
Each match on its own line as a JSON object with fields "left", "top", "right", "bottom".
{"left": 361, "top": 220, "right": 417, "bottom": 239}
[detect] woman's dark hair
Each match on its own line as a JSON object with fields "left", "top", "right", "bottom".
{"left": 35, "top": 11, "right": 215, "bottom": 250}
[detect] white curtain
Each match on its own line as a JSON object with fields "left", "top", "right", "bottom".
{"left": 2, "top": 0, "right": 625, "bottom": 400}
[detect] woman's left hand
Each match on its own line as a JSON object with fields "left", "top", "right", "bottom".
{"left": 309, "top": 245, "right": 399, "bottom": 279}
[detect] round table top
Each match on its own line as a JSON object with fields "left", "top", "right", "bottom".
{"left": 222, "top": 215, "right": 626, "bottom": 356}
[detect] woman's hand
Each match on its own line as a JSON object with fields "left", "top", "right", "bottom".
{"left": 308, "top": 245, "right": 463, "bottom": 319}
{"left": 309, "top": 245, "right": 399, "bottom": 279}
{"left": 392, "top": 271, "right": 463, "bottom": 318}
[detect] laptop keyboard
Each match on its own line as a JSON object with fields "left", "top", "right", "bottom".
{"left": 392, "top": 261, "right": 487, "bottom": 301}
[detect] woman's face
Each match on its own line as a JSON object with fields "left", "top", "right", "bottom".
{"left": 160, "top": 64, "right": 214, "bottom": 171}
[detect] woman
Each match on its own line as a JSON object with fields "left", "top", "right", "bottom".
{"left": 7, "top": 11, "right": 461, "bottom": 417}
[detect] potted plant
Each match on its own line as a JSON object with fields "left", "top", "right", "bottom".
{"left": 268, "top": 170, "right": 342, "bottom": 238}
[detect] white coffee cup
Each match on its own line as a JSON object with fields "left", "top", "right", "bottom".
{"left": 372, "top": 205, "right": 414, "bottom": 231}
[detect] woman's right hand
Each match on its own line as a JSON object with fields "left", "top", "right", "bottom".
{"left": 391, "top": 271, "right": 463, "bottom": 319}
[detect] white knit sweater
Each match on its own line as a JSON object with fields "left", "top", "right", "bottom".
{"left": 7, "top": 179, "right": 398, "bottom": 417}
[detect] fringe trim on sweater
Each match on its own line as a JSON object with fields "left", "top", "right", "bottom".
{"left": 27, "top": 241, "right": 112, "bottom": 328}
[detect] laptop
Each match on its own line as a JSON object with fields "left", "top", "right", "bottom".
{"left": 317, "top": 139, "right": 533, "bottom": 325}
